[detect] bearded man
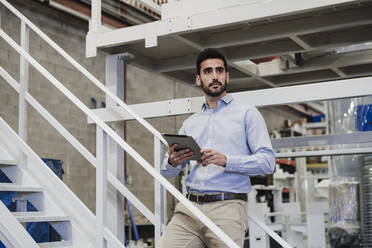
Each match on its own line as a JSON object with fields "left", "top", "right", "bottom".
{"left": 159, "top": 48, "right": 275, "bottom": 248}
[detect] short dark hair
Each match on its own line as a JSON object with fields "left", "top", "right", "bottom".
{"left": 196, "top": 48, "right": 228, "bottom": 75}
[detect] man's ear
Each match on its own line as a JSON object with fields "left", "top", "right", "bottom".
{"left": 226, "top": 71, "right": 230, "bottom": 84}
{"left": 196, "top": 74, "right": 201, "bottom": 87}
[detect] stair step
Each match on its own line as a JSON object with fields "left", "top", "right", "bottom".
{"left": 38, "top": 241, "right": 72, "bottom": 248}
{"left": 0, "top": 159, "right": 17, "bottom": 166}
{"left": 0, "top": 183, "right": 43, "bottom": 192}
{"left": 13, "top": 211, "right": 70, "bottom": 223}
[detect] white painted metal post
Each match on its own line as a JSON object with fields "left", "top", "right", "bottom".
{"left": 96, "top": 127, "right": 108, "bottom": 248}
{"left": 91, "top": 0, "right": 101, "bottom": 32}
{"left": 248, "top": 203, "right": 270, "bottom": 248}
{"left": 19, "top": 20, "right": 29, "bottom": 139}
{"left": 295, "top": 157, "right": 308, "bottom": 212}
{"left": 248, "top": 213, "right": 293, "bottom": 248}
{"left": 18, "top": 20, "right": 29, "bottom": 168}
{"left": 154, "top": 136, "right": 166, "bottom": 244}
{"left": 306, "top": 202, "right": 326, "bottom": 248}
{"left": 105, "top": 54, "right": 125, "bottom": 243}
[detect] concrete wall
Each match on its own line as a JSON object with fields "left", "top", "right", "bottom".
{"left": 0, "top": 0, "right": 302, "bottom": 223}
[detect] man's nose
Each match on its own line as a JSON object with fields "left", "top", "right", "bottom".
{"left": 212, "top": 70, "right": 218, "bottom": 79}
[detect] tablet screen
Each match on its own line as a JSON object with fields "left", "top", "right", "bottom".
{"left": 162, "top": 134, "right": 202, "bottom": 161}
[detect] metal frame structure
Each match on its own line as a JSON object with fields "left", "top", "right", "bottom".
{"left": 86, "top": 0, "right": 372, "bottom": 92}
{"left": 88, "top": 76, "right": 372, "bottom": 122}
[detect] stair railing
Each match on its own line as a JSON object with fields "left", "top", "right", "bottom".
{"left": 0, "top": 200, "right": 39, "bottom": 248}
{"left": 0, "top": 0, "right": 293, "bottom": 247}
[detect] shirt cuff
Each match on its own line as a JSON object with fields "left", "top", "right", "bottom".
{"left": 225, "top": 156, "right": 240, "bottom": 172}
{"left": 166, "top": 162, "right": 182, "bottom": 170}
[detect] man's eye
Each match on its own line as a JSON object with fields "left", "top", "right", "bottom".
{"left": 216, "top": 68, "right": 224, "bottom": 73}
{"left": 204, "top": 69, "right": 211, "bottom": 74}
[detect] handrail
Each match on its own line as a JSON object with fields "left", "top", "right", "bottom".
{"left": 0, "top": 28, "right": 240, "bottom": 248}
{"left": 0, "top": 65, "right": 155, "bottom": 225}
{"left": 0, "top": 201, "right": 39, "bottom": 248}
{"left": 0, "top": 0, "right": 167, "bottom": 146}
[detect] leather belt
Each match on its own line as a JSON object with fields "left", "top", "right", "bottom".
{"left": 186, "top": 193, "right": 247, "bottom": 203}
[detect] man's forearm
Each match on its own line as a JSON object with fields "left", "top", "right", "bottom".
{"left": 225, "top": 148, "right": 275, "bottom": 176}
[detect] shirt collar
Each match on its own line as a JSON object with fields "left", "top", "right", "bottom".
{"left": 201, "top": 94, "right": 233, "bottom": 111}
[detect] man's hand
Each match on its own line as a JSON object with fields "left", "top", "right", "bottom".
{"left": 200, "top": 149, "right": 226, "bottom": 167}
{"left": 168, "top": 144, "right": 194, "bottom": 167}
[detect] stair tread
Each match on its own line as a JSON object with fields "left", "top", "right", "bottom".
{"left": 38, "top": 241, "right": 72, "bottom": 248}
{"left": 0, "top": 183, "right": 43, "bottom": 192}
{"left": 0, "top": 159, "right": 17, "bottom": 166}
{"left": 13, "top": 211, "right": 70, "bottom": 222}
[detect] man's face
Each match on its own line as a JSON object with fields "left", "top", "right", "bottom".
{"left": 196, "top": 58, "right": 229, "bottom": 97}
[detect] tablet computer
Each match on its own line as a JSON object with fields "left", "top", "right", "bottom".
{"left": 162, "top": 134, "right": 202, "bottom": 161}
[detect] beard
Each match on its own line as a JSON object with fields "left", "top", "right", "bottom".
{"left": 200, "top": 78, "right": 227, "bottom": 97}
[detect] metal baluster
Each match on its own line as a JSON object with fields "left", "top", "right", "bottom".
{"left": 97, "top": 127, "right": 108, "bottom": 248}
{"left": 18, "top": 20, "right": 29, "bottom": 168}
{"left": 154, "top": 136, "right": 166, "bottom": 244}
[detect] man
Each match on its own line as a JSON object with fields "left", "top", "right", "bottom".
{"left": 159, "top": 48, "right": 275, "bottom": 248}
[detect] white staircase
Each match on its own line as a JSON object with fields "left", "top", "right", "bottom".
{"left": 0, "top": 119, "right": 96, "bottom": 248}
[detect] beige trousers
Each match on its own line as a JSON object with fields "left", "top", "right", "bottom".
{"left": 157, "top": 199, "right": 248, "bottom": 248}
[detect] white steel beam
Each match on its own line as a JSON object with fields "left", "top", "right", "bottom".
{"left": 154, "top": 39, "right": 303, "bottom": 74}
{"left": 290, "top": 36, "right": 312, "bottom": 50}
{"left": 89, "top": 76, "right": 372, "bottom": 122}
{"left": 162, "top": 35, "right": 276, "bottom": 88}
{"left": 276, "top": 147, "right": 372, "bottom": 158}
{"left": 275, "top": 75, "right": 340, "bottom": 87}
{"left": 105, "top": 54, "right": 125, "bottom": 243}
{"left": 155, "top": 37, "right": 372, "bottom": 80}
{"left": 230, "top": 62, "right": 276, "bottom": 88}
{"left": 272, "top": 131, "right": 372, "bottom": 149}
{"left": 225, "top": 39, "right": 304, "bottom": 62}
{"left": 201, "top": 6, "right": 372, "bottom": 48}
{"left": 89, "top": 98, "right": 193, "bottom": 123}
{"left": 331, "top": 68, "right": 347, "bottom": 78}
{"left": 286, "top": 50, "right": 372, "bottom": 76}
{"left": 87, "top": 0, "right": 357, "bottom": 53}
